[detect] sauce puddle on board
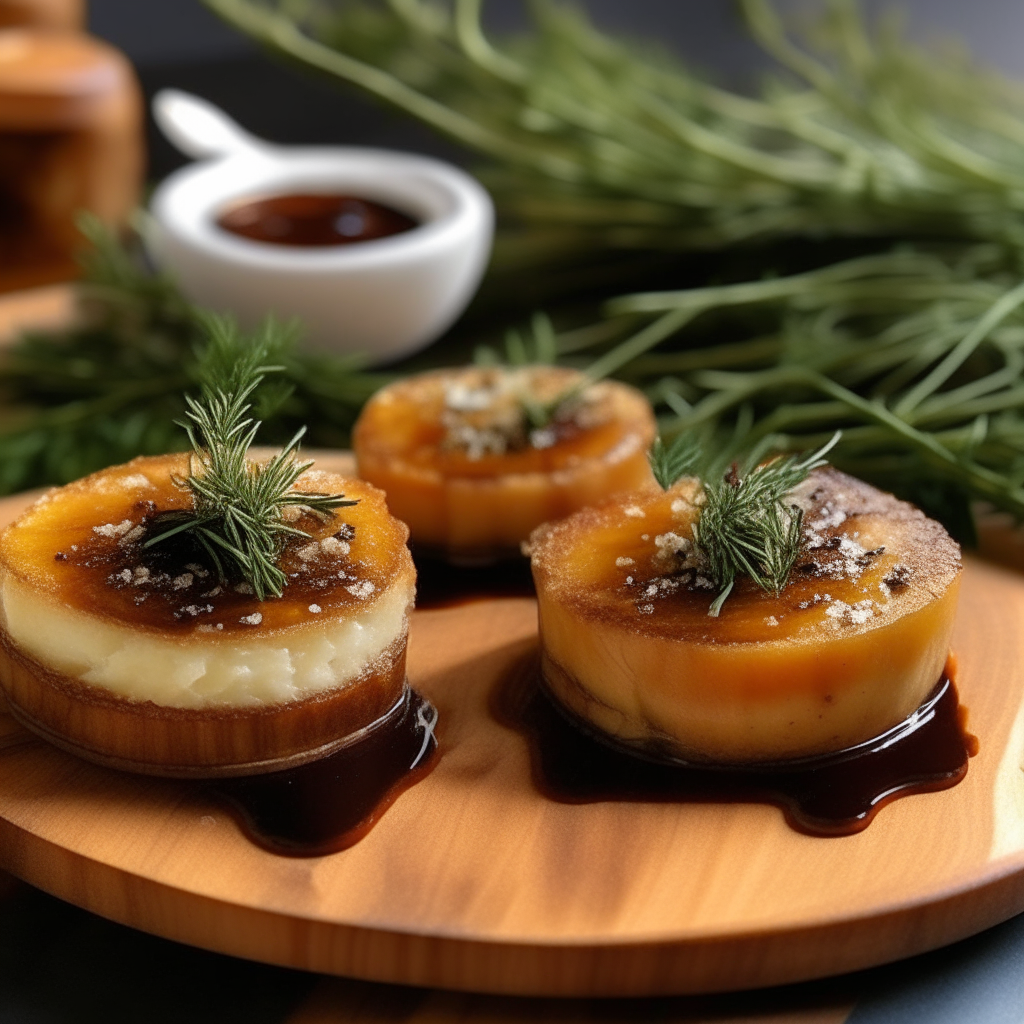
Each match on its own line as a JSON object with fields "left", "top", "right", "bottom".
{"left": 216, "top": 193, "right": 418, "bottom": 247}
{"left": 494, "top": 658, "right": 977, "bottom": 836}
{"left": 209, "top": 688, "right": 438, "bottom": 857}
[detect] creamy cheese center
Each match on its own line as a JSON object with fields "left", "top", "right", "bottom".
{"left": 0, "top": 571, "right": 413, "bottom": 709}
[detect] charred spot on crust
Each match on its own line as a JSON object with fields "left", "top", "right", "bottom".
{"left": 883, "top": 563, "right": 913, "bottom": 589}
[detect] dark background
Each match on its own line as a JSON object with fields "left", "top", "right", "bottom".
{"left": 84, "top": 0, "right": 1024, "bottom": 183}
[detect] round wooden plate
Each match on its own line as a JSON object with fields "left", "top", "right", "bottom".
{"left": 2, "top": 461, "right": 1024, "bottom": 997}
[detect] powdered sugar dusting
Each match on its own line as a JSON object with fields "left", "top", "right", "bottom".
{"left": 120, "top": 474, "right": 153, "bottom": 490}
{"left": 320, "top": 536, "right": 349, "bottom": 558}
{"left": 296, "top": 542, "right": 321, "bottom": 562}
{"left": 825, "top": 599, "right": 875, "bottom": 626}
{"left": 93, "top": 519, "right": 133, "bottom": 538}
{"left": 346, "top": 580, "right": 375, "bottom": 599}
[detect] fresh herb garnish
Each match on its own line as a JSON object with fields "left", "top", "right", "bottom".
{"left": 473, "top": 312, "right": 567, "bottom": 431}
{"left": 144, "top": 316, "right": 356, "bottom": 600}
{"left": 648, "top": 432, "right": 702, "bottom": 491}
{"left": 670, "top": 432, "right": 840, "bottom": 616}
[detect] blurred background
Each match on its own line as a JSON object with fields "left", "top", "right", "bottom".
{"left": 85, "top": 0, "right": 1024, "bottom": 182}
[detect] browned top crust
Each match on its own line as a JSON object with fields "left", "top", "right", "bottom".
{"left": 353, "top": 364, "right": 656, "bottom": 480}
{"left": 529, "top": 467, "right": 961, "bottom": 645}
{"left": 0, "top": 453, "right": 414, "bottom": 637}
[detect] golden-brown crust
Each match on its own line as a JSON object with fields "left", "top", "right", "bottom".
{"left": 529, "top": 468, "right": 961, "bottom": 645}
{"left": 354, "top": 366, "right": 658, "bottom": 553}
{"left": 0, "top": 453, "right": 414, "bottom": 637}
{"left": 0, "top": 453, "right": 421, "bottom": 774}
{"left": 355, "top": 366, "right": 655, "bottom": 479}
{"left": 529, "top": 467, "right": 962, "bottom": 761}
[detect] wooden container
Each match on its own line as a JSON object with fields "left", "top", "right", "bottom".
{"left": 0, "top": 0, "right": 82, "bottom": 30}
{"left": 0, "top": 28, "right": 142, "bottom": 292}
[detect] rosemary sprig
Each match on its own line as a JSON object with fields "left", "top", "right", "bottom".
{"left": 472, "top": 311, "right": 567, "bottom": 430}
{"left": 144, "top": 316, "right": 356, "bottom": 600}
{"left": 648, "top": 432, "right": 701, "bottom": 491}
{"left": 694, "top": 432, "right": 841, "bottom": 616}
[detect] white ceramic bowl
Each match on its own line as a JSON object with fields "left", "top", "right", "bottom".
{"left": 146, "top": 91, "right": 493, "bottom": 364}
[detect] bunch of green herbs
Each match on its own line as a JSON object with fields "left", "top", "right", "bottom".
{"left": 6, "top": 1, "right": 1024, "bottom": 556}
{"left": 187, "top": 0, "right": 1024, "bottom": 542}
{"left": 0, "top": 217, "right": 388, "bottom": 495}
{"left": 203, "top": 0, "right": 1024, "bottom": 277}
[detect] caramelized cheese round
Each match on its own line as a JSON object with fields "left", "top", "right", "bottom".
{"left": 529, "top": 468, "right": 962, "bottom": 763}
{"left": 354, "top": 365, "right": 657, "bottom": 559}
{"left": 0, "top": 454, "right": 415, "bottom": 709}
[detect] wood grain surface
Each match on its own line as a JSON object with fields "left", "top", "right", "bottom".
{"left": 1, "top": 463, "right": 1024, "bottom": 997}
{"left": 0, "top": 284, "right": 74, "bottom": 343}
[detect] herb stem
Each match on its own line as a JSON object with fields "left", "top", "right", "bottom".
{"left": 895, "top": 281, "right": 1024, "bottom": 416}
{"left": 202, "top": 0, "right": 584, "bottom": 181}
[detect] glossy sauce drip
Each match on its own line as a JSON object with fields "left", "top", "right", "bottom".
{"left": 216, "top": 193, "right": 418, "bottom": 247}
{"left": 210, "top": 688, "right": 438, "bottom": 857}
{"left": 494, "top": 660, "right": 976, "bottom": 836}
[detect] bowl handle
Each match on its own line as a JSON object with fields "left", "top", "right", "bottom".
{"left": 152, "top": 89, "right": 269, "bottom": 161}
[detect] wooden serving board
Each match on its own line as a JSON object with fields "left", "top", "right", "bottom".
{"left": 2, "top": 462, "right": 1024, "bottom": 998}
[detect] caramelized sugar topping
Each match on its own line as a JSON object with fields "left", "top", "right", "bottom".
{"left": 530, "top": 468, "right": 961, "bottom": 645}
{"left": 0, "top": 454, "right": 413, "bottom": 635}
{"left": 354, "top": 365, "right": 654, "bottom": 479}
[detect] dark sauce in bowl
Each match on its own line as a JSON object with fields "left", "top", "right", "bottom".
{"left": 216, "top": 193, "right": 418, "bottom": 247}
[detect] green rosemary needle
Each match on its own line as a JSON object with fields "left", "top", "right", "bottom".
{"left": 144, "top": 317, "right": 357, "bottom": 600}
{"left": 692, "top": 432, "right": 841, "bottom": 617}
{"left": 648, "top": 432, "right": 702, "bottom": 491}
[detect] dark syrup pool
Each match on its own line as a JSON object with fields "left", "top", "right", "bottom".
{"left": 206, "top": 554, "right": 525, "bottom": 856}
{"left": 493, "top": 655, "right": 977, "bottom": 836}
{"left": 208, "top": 688, "right": 438, "bottom": 857}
